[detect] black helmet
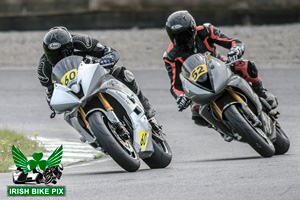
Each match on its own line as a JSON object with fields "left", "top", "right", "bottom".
{"left": 165, "top": 10, "right": 196, "bottom": 50}
{"left": 43, "top": 26, "right": 74, "bottom": 65}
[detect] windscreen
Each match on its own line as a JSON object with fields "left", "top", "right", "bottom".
{"left": 182, "top": 53, "right": 213, "bottom": 90}
{"left": 182, "top": 54, "right": 208, "bottom": 83}
{"left": 52, "top": 56, "right": 83, "bottom": 86}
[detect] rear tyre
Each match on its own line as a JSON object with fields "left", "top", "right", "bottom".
{"left": 224, "top": 105, "right": 275, "bottom": 158}
{"left": 88, "top": 111, "right": 140, "bottom": 172}
{"left": 273, "top": 126, "right": 290, "bottom": 155}
{"left": 143, "top": 137, "right": 172, "bottom": 169}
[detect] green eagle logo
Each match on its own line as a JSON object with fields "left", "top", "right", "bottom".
{"left": 12, "top": 145, "right": 63, "bottom": 173}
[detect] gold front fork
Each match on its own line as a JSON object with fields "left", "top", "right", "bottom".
{"left": 97, "top": 93, "right": 113, "bottom": 111}
{"left": 77, "top": 92, "right": 113, "bottom": 128}
{"left": 227, "top": 87, "right": 247, "bottom": 105}
{"left": 78, "top": 106, "right": 89, "bottom": 127}
{"left": 210, "top": 101, "right": 223, "bottom": 120}
{"left": 210, "top": 87, "right": 247, "bottom": 120}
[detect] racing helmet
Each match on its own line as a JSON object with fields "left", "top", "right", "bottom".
{"left": 165, "top": 10, "right": 196, "bottom": 50}
{"left": 43, "top": 26, "right": 74, "bottom": 65}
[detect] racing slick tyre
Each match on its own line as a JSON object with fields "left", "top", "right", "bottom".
{"left": 224, "top": 105, "right": 275, "bottom": 158}
{"left": 273, "top": 126, "right": 290, "bottom": 155}
{"left": 142, "top": 137, "right": 172, "bottom": 169}
{"left": 88, "top": 111, "right": 140, "bottom": 172}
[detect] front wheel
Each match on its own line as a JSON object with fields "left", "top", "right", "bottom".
{"left": 88, "top": 111, "right": 140, "bottom": 172}
{"left": 223, "top": 105, "right": 275, "bottom": 158}
{"left": 142, "top": 136, "right": 172, "bottom": 169}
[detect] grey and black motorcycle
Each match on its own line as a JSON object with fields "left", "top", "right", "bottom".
{"left": 50, "top": 56, "right": 172, "bottom": 172}
{"left": 180, "top": 53, "right": 289, "bottom": 157}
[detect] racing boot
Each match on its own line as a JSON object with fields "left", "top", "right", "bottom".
{"left": 137, "top": 90, "right": 156, "bottom": 119}
{"left": 137, "top": 89, "right": 166, "bottom": 135}
{"left": 137, "top": 90, "right": 163, "bottom": 133}
{"left": 252, "top": 79, "right": 278, "bottom": 109}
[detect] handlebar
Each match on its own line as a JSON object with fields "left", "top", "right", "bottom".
{"left": 225, "top": 58, "right": 243, "bottom": 67}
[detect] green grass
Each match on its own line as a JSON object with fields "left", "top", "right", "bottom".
{"left": 0, "top": 129, "right": 45, "bottom": 173}
{"left": 93, "top": 153, "right": 104, "bottom": 159}
{"left": 65, "top": 153, "right": 104, "bottom": 167}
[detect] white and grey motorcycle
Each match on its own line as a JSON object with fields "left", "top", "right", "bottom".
{"left": 180, "top": 53, "right": 290, "bottom": 158}
{"left": 50, "top": 55, "right": 172, "bottom": 172}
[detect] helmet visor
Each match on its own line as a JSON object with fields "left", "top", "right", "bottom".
{"left": 43, "top": 43, "right": 73, "bottom": 65}
{"left": 168, "top": 26, "right": 195, "bottom": 50}
{"left": 44, "top": 50, "right": 66, "bottom": 66}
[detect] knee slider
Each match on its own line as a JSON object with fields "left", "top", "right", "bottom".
{"left": 124, "top": 69, "right": 135, "bottom": 83}
{"left": 247, "top": 61, "right": 258, "bottom": 79}
{"left": 111, "top": 66, "right": 140, "bottom": 94}
{"left": 111, "top": 66, "right": 135, "bottom": 84}
{"left": 233, "top": 60, "right": 259, "bottom": 84}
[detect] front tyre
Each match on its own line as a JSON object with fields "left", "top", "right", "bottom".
{"left": 224, "top": 105, "right": 275, "bottom": 158}
{"left": 142, "top": 137, "right": 172, "bottom": 169}
{"left": 88, "top": 111, "right": 140, "bottom": 172}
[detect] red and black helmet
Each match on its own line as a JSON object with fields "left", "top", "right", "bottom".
{"left": 165, "top": 10, "right": 196, "bottom": 50}
{"left": 43, "top": 26, "right": 74, "bottom": 65}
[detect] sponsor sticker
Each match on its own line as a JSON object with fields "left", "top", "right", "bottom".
{"left": 171, "top": 24, "right": 182, "bottom": 30}
{"left": 48, "top": 42, "right": 61, "bottom": 50}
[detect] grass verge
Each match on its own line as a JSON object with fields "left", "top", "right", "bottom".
{"left": 0, "top": 129, "right": 45, "bottom": 173}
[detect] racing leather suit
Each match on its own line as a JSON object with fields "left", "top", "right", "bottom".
{"left": 163, "top": 23, "right": 274, "bottom": 126}
{"left": 37, "top": 33, "right": 155, "bottom": 118}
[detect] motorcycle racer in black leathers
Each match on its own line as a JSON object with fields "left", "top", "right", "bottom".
{"left": 37, "top": 26, "right": 156, "bottom": 121}
{"left": 163, "top": 10, "right": 278, "bottom": 130}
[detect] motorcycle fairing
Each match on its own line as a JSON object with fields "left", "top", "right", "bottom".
{"left": 51, "top": 56, "right": 154, "bottom": 158}
{"left": 180, "top": 55, "right": 232, "bottom": 105}
{"left": 101, "top": 86, "right": 154, "bottom": 158}
{"left": 51, "top": 84, "right": 81, "bottom": 113}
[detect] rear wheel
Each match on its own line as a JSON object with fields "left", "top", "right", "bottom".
{"left": 273, "top": 125, "right": 290, "bottom": 155}
{"left": 142, "top": 136, "right": 172, "bottom": 169}
{"left": 223, "top": 105, "right": 275, "bottom": 158}
{"left": 88, "top": 111, "right": 140, "bottom": 172}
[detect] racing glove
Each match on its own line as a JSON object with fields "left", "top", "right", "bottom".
{"left": 176, "top": 94, "right": 192, "bottom": 112}
{"left": 100, "top": 54, "right": 115, "bottom": 69}
{"left": 45, "top": 85, "right": 56, "bottom": 118}
{"left": 227, "top": 46, "right": 244, "bottom": 63}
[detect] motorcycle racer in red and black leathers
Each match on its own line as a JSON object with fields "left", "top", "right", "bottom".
{"left": 37, "top": 26, "right": 156, "bottom": 122}
{"left": 163, "top": 10, "right": 278, "bottom": 128}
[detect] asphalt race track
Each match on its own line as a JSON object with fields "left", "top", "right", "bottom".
{"left": 0, "top": 67, "right": 299, "bottom": 200}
